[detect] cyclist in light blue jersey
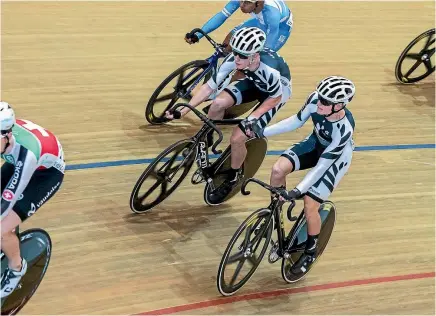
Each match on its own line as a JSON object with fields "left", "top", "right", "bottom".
{"left": 185, "top": 0, "right": 293, "bottom": 52}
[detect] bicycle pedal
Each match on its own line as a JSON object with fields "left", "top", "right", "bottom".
{"left": 191, "top": 169, "right": 205, "bottom": 185}
{"left": 207, "top": 177, "right": 216, "bottom": 191}
{"left": 268, "top": 240, "right": 281, "bottom": 264}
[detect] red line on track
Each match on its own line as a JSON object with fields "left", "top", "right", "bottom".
{"left": 138, "top": 271, "right": 435, "bottom": 315}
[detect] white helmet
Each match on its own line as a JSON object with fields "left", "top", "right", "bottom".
{"left": 230, "top": 27, "right": 266, "bottom": 56}
{"left": 316, "top": 76, "right": 356, "bottom": 105}
{"left": 0, "top": 101, "right": 16, "bottom": 132}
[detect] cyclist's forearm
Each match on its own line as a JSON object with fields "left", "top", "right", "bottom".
{"left": 181, "top": 84, "right": 214, "bottom": 115}
{"left": 197, "top": 12, "right": 228, "bottom": 39}
{"left": 250, "top": 95, "right": 281, "bottom": 118}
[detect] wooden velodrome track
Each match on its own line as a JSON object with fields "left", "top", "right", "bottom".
{"left": 1, "top": 0, "right": 435, "bottom": 314}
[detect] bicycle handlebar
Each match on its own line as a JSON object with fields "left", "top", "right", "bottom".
{"left": 173, "top": 103, "right": 223, "bottom": 155}
{"left": 188, "top": 28, "right": 227, "bottom": 55}
{"left": 241, "top": 177, "right": 297, "bottom": 216}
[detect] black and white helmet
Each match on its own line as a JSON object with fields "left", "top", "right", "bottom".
{"left": 316, "top": 76, "right": 356, "bottom": 105}
{"left": 230, "top": 27, "right": 266, "bottom": 56}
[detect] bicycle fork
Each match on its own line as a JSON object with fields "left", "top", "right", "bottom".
{"left": 268, "top": 202, "right": 300, "bottom": 263}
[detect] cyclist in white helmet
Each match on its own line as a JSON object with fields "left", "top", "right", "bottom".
{"left": 166, "top": 27, "right": 292, "bottom": 204}
{"left": 1, "top": 102, "right": 65, "bottom": 298}
{"left": 260, "top": 76, "right": 356, "bottom": 274}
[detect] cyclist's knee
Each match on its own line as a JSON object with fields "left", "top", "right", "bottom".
{"left": 1, "top": 227, "right": 16, "bottom": 240}
{"left": 271, "top": 157, "right": 293, "bottom": 181}
{"left": 303, "top": 195, "right": 321, "bottom": 219}
{"left": 211, "top": 93, "right": 233, "bottom": 112}
{"left": 1, "top": 210, "right": 23, "bottom": 237}
{"left": 271, "top": 163, "right": 286, "bottom": 181}
{"left": 230, "top": 127, "right": 247, "bottom": 146}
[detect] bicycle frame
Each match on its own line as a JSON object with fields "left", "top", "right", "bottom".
{"left": 179, "top": 51, "right": 224, "bottom": 100}
{"left": 167, "top": 103, "right": 242, "bottom": 185}
{"left": 189, "top": 119, "right": 244, "bottom": 183}
{"left": 241, "top": 178, "right": 308, "bottom": 258}
{"left": 178, "top": 28, "right": 228, "bottom": 99}
{"left": 260, "top": 198, "right": 306, "bottom": 257}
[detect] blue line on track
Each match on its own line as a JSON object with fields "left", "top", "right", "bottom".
{"left": 65, "top": 143, "right": 435, "bottom": 171}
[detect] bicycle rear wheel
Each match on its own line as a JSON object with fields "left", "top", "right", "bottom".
{"left": 281, "top": 201, "right": 337, "bottom": 283}
{"left": 204, "top": 137, "right": 267, "bottom": 206}
{"left": 1, "top": 228, "right": 52, "bottom": 315}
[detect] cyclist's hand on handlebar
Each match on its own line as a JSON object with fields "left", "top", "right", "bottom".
{"left": 185, "top": 31, "right": 199, "bottom": 44}
{"left": 276, "top": 187, "right": 302, "bottom": 201}
{"left": 165, "top": 109, "right": 182, "bottom": 120}
{"left": 242, "top": 117, "right": 264, "bottom": 138}
{"left": 221, "top": 42, "right": 232, "bottom": 53}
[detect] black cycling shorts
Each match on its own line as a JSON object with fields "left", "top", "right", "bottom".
{"left": 1, "top": 162, "right": 64, "bottom": 221}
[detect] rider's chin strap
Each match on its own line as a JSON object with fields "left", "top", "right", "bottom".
{"left": 323, "top": 101, "right": 348, "bottom": 118}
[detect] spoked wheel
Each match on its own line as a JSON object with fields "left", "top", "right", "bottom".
{"left": 146, "top": 60, "right": 210, "bottom": 124}
{"left": 1, "top": 229, "right": 52, "bottom": 315}
{"left": 130, "top": 139, "right": 196, "bottom": 213}
{"left": 204, "top": 137, "right": 267, "bottom": 206}
{"left": 281, "top": 201, "right": 337, "bottom": 283}
{"left": 395, "top": 28, "right": 435, "bottom": 84}
{"left": 217, "top": 208, "right": 273, "bottom": 296}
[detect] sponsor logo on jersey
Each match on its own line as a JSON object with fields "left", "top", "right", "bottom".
{"left": 53, "top": 161, "right": 66, "bottom": 173}
{"left": 280, "top": 78, "right": 289, "bottom": 87}
{"left": 35, "top": 181, "right": 60, "bottom": 209}
{"left": 7, "top": 161, "right": 24, "bottom": 190}
{"left": 4, "top": 155, "right": 15, "bottom": 164}
{"left": 27, "top": 203, "right": 37, "bottom": 217}
{"left": 2, "top": 189, "right": 14, "bottom": 201}
{"left": 308, "top": 187, "right": 321, "bottom": 196}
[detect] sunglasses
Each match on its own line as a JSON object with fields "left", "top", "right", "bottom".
{"left": 318, "top": 96, "right": 337, "bottom": 107}
{"left": 232, "top": 51, "right": 250, "bottom": 59}
{"left": 1, "top": 130, "right": 10, "bottom": 138}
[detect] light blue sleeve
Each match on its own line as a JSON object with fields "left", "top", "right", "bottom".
{"left": 262, "top": 5, "right": 282, "bottom": 50}
{"left": 196, "top": 0, "right": 240, "bottom": 40}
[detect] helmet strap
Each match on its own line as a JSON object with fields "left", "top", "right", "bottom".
{"left": 323, "top": 103, "right": 346, "bottom": 118}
